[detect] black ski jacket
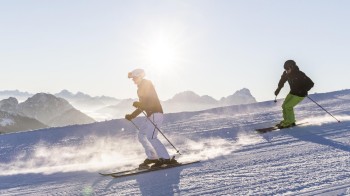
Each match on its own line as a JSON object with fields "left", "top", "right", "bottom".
{"left": 277, "top": 65, "right": 314, "bottom": 97}
{"left": 131, "top": 79, "right": 163, "bottom": 117}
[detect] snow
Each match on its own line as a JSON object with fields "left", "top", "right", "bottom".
{"left": 1, "top": 92, "right": 350, "bottom": 195}
{"left": 0, "top": 118, "right": 14, "bottom": 127}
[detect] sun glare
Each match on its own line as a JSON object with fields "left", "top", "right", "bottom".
{"left": 145, "top": 33, "right": 181, "bottom": 73}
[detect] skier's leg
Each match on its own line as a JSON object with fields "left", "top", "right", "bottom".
{"left": 145, "top": 113, "right": 170, "bottom": 159}
{"left": 282, "top": 94, "right": 304, "bottom": 126}
{"left": 276, "top": 94, "right": 291, "bottom": 126}
{"left": 138, "top": 119, "right": 158, "bottom": 160}
{"left": 281, "top": 93, "right": 293, "bottom": 125}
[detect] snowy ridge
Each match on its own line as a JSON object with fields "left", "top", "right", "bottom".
{"left": 0, "top": 118, "right": 14, "bottom": 127}
{"left": 0, "top": 91, "right": 350, "bottom": 195}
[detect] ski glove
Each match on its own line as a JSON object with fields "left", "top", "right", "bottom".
{"left": 125, "top": 114, "right": 135, "bottom": 121}
{"left": 274, "top": 88, "right": 281, "bottom": 96}
{"left": 133, "top": 101, "right": 144, "bottom": 110}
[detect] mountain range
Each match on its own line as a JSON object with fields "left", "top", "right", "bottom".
{"left": 54, "top": 90, "right": 121, "bottom": 111}
{"left": 0, "top": 88, "right": 256, "bottom": 133}
{"left": 0, "top": 93, "right": 95, "bottom": 133}
{"left": 163, "top": 88, "right": 256, "bottom": 113}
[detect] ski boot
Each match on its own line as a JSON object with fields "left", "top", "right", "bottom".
{"left": 139, "top": 158, "right": 158, "bottom": 169}
{"left": 277, "top": 122, "right": 296, "bottom": 129}
{"left": 151, "top": 157, "right": 179, "bottom": 168}
{"left": 169, "top": 156, "right": 179, "bottom": 165}
{"left": 275, "top": 120, "right": 284, "bottom": 127}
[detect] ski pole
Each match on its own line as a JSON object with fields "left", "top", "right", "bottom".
{"left": 142, "top": 111, "right": 181, "bottom": 155}
{"left": 274, "top": 96, "right": 277, "bottom": 103}
{"left": 307, "top": 96, "right": 341, "bottom": 123}
{"left": 129, "top": 119, "right": 183, "bottom": 154}
{"left": 130, "top": 120, "right": 140, "bottom": 130}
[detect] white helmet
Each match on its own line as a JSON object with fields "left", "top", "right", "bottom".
{"left": 128, "top": 69, "right": 145, "bottom": 79}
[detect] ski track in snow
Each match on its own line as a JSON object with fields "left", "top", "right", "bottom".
{"left": 1, "top": 93, "right": 350, "bottom": 195}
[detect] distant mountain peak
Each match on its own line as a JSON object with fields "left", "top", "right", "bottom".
{"left": 13, "top": 93, "right": 96, "bottom": 127}
{"left": 0, "top": 90, "right": 32, "bottom": 96}
{"left": 55, "top": 90, "right": 90, "bottom": 99}
{"left": 57, "top": 90, "right": 74, "bottom": 97}
{"left": 0, "top": 90, "right": 33, "bottom": 102}
{"left": 171, "top": 91, "right": 201, "bottom": 102}
{"left": 26, "top": 93, "right": 70, "bottom": 106}
{"left": 0, "top": 97, "right": 19, "bottom": 105}
{"left": 220, "top": 88, "right": 256, "bottom": 106}
{"left": 231, "top": 88, "right": 255, "bottom": 99}
{"left": 235, "top": 88, "right": 251, "bottom": 94}
{"left": 0, "top": 97, "right": 19, "bottom": 113}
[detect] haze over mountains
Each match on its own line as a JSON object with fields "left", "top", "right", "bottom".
{"left": 1, "top": 88, "right": 350, "bottom": 135}
{"left": 0, "top": 88, "right": 256, "bottom": 133}
{"left": 0, "top": 93, "right": 95, "bottom": 133}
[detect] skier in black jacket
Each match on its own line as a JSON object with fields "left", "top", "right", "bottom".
{"left": 274, "top": 60, "right": 314, "bottom": 128}
{"left": 125, "top": 68, "right": 177, "bottom": 169}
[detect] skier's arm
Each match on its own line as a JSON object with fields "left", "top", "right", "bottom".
{"left": 125, "top": 108, "right": 142, "bottom": 121}
{"left": 275, "top": 72, "right": 288, "bottom": 96}
{"left": 131, "top": 108, "right": 142, "bottom": 117}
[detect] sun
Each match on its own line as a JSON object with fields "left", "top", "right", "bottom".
{"left": 144, "top": 33, "right": 181, "bottom": 73}
{"left": 149, "top": 40, "right": 176, "bottom": 67}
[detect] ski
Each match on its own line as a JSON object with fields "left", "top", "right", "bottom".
{"left": 99, "top": 168, "right": 139, "bottom": 176}
{"left": 112, "top": 161, "right": 200, "bottom": 178}
{"left": 256, "top": 122, "right": 307, "bottom": 134}
{"left": 100, "top": 161, "right": 200, "bottom": 178}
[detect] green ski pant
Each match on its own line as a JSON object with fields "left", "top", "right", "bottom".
{"left": 281, "top": 93, "right": 305, "bottom": 126}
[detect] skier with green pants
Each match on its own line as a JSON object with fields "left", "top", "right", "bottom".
{"left": 274, "top": 60, "right": 314, "bottom": 128}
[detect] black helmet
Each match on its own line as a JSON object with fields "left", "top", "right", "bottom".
{"left": 284, "top": 60, "right": 296, "bottom": 70}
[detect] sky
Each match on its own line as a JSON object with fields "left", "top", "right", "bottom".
{"left": 1, "top": 0, "right": 350, "bottom": 102}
